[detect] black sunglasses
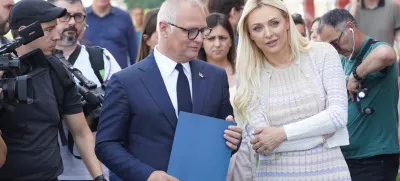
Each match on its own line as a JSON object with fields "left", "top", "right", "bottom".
{"left": 167, "top": 22, "right": 212, "bottom": 40}
{"left": 329, "top": 30, "right": 344, "bottom": 50}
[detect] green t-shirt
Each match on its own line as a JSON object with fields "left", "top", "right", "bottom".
{"left": 340, "top": 37, "right": 399, "bottom": 159}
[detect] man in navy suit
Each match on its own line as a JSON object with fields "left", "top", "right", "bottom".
{"left": 95, "top": 0, "right": 243, "bottom": 181}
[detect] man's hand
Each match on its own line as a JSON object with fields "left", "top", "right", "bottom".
{"left": 147, "top": 171, "right": 179, "bottom": 181}
{"left": 347, "top": 74, "right": 361, "bottom": 102}
{"left": 224, "top": 115, "right": 243, "bottom": 151}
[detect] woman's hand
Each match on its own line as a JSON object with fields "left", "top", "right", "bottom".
{"left": 250, "top": 126, "right": 287, "bottom": 155}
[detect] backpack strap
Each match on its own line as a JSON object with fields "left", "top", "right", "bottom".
{"left": 354, "top": 39, "right": 378, "bottom": 67}
{"left": 47, "top": 54, "right": 76, "bottom": 146}
{"left": 86, "top": 46, "right": 104, "bottom": 85}
{"left": 67, "top": 45, "right": 82, "bottom": 66}
{"left": 353, "top": 39, "right": 378, "bottom": 115}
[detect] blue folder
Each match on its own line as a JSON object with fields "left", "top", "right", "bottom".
{"left": 167, "top": 112, "right": 236, "bottom": 181}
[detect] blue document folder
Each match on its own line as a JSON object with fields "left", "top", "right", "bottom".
{"left": 167, "top": 112, "right": 236, "bottom": 181}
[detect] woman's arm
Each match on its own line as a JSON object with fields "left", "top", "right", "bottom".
{"left": 283, "top": 44, "right": 348, "bottom": 141}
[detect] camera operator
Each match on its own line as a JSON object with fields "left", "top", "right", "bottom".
{"left": 0, "top": 1, "right": 107, "bottom": 181}
{"left": 48, "top": 0, "right": 120, "bottom": 180}
{"left": 50, "top": 0, "right": 120, "bottom": 87}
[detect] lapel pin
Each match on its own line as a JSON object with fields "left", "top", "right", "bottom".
{"left": 199, "top": 72, "right": 204, "bottom": 79}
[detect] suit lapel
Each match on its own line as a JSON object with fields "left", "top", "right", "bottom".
{"left": 190, "top": 60, "right": 207, "bottom": 114}
{"left": 140, "top": 53, "right": 177, "bottom": 128}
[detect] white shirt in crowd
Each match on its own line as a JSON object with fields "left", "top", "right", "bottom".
{"left": 68, "top": 45, "right": 122, "bottom": 87}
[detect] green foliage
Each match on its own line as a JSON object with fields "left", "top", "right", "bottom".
{"left": 125, "top": 0, "right": 163, "bottom": 10}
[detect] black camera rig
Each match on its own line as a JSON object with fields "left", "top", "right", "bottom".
{"left": 0, "top": 21, "right": 45, "bottom": 111}
{"left": 53, "top": 49, "right": 104, "bottom": 131}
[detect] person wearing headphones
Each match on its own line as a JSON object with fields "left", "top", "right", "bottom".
{"left": 319, "top": 9, "right": 399, "bottom": 181}
{"left": 48, "top": 0, "right": 121, "bottom": 180}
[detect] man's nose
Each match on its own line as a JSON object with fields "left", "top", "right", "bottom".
{"left": 194, "top": 32, "right": 204, "bottom": 43}
{"left": 67, "top": 17, "right": 76, "bottom": 26}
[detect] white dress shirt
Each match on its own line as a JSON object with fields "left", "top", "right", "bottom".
{"left": 154, "top": 46, "right": 193, "bottom": 117}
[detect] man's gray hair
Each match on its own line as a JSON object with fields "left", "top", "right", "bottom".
{"left": 317, "top": 8, "right": 356, "bottom": 34}
{"left": 157, "top": 0, "right": 206, "bottom": 34}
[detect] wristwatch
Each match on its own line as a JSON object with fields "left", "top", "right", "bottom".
{"left": 352, "top": 66, "right": 363, "bottom": 82}
{"left": 94, "top": 175, "right": 107, "bottom": 181}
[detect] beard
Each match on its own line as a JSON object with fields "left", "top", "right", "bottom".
{"left": 60, "top": 26, "right": 80, "bottom": 46}
{"left": 0, "top": 21, "right": 10, "bottom": 36}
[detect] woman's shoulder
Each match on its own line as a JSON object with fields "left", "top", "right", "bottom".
{"left": 303, "top": 42, "right": 339, "bottom": 61}
{"left": 308, "top": 42, "right": 336, "bottom": 53}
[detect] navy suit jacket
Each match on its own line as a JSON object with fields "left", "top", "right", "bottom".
{"left": 95, "top": 52, "right": 233, "bottom": 181}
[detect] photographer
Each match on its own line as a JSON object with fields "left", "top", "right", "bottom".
{"left": 319, "top": 9, "right": 399, "bottom": 181}
{"left": 50, "top": 0, "right": 120, "bottom": 87}
{"left": 48, "top": 0, "right": 121, "bottom": 180}
{"left": 0, "top": 1, "right": 106, "bottom": 181}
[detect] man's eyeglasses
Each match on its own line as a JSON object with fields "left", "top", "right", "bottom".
{"left": 167, "top": 23, "right": 212, "bottom": 40}
{"left": 329, "top": 30, "right": 344, "bottom": 50}
{"left": 59, "top": 13, "right": 86, "bottom": 23}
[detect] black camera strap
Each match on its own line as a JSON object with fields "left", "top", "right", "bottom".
{"left": 353, "top": 38, "right": 378, "bottom": 115}
{"left": 67, "top": 45, "right": 81, "bottom": 65}
{"left": 67, "top": 45, "right": 105, "bottom": 85}
{"left": 47, "top": 55, "right": 76, "bottom": 146}
{"left": 354, "top": 39, "right": 378, "bottom": 67}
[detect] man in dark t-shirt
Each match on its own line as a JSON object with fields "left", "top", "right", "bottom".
{"left": 0, "top": 1, "right": 106, "bottom": 181}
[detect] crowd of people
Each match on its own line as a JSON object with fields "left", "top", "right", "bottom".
{"left": 0, "top": 0, "right": 399, "bottom": 181}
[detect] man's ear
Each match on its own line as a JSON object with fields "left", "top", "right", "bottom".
{"left": 346, "top": 21, "right": 356, "bottom": 30}
{"left": 158, "top": 21, "right": 169, "bottom": 38}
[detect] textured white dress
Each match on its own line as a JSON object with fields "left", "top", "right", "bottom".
{"left": 251, "top": 61, "right": 351, "bottom": 181}
{"left": 229, "top": 42, "right": 351, "bottom": 181}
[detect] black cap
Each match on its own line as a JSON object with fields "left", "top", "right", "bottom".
{"left": 9, "top": 0, "right": 67, "bottom": 30}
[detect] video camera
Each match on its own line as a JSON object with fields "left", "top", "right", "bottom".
{"left": 0, "top": 21, "right": 45, "bottom": 111}
{"left": 53, "top": 50, "right": 104, "bottom": 131}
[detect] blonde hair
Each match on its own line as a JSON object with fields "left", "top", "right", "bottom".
{"left": 233, "top": 0, "right": 310, "bottom": 125}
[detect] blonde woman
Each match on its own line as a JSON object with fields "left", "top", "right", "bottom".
{"left": 229, "top": 0, "right": 351, "bottom": 180}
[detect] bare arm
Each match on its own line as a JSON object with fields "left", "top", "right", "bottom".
{"left": 355, "top": 45, "right": 397, "bottom": 78}
{"left": 0, "top": 130, "right": 6, "bottom": 168}
{"left": 63, "top": 113, "right": 103, "bottom": 179}
{"left": 0, "top": 88, "right": 5, "bottom": 168}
